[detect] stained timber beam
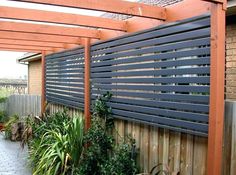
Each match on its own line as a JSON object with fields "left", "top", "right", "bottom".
{"left": 0, "top": 21, "right": 100, "bottom": 38}
{"left": 10, "top": 0, "right": 166, "bottom": 20}
{"left": 0, "top": 48, "right": 39, "bottom": 53}
{"left": 0, "top": 31, "right": 81, "bottom": 44}
{"left": 0, "top": 6, "right": 127, "bottom": 31}
{"left": 0, "top": 38, "right": 65, "bottom": 48}
{"left": 0, "top": 44, "right": 54, "bottom": 51}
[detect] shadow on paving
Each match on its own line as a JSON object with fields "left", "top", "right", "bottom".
{"left": 0, "top": 133, "right": 31, "bottom": 175}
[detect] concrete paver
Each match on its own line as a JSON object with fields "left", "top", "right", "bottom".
{"left": 0, "top": 133, "right": 31, "bottom": 175}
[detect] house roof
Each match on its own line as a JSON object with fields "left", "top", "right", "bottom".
{"left": 18, "top": 53, "right": 41, "bottom": 63}
{"left": 227, "top": 0, "right": 236, "bottom": 16}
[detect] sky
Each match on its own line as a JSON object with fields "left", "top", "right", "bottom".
{"left": 0, "top": 51, "right": 27, "bottom": 79}
{"left": 0, "top": 0, "right": 136, "bottom": 79}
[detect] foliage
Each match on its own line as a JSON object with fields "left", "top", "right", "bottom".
{"left": 78, "top": 91, "right": 137, "bottom": 175}
{"left": 4, "top": 114, "right": 20, "bottom": 139}
{"left": 93, "top": 92, "right": 113, "bottom": 129}
{"left": 28, "top": 110, "right": 84, "bottom": 175}
{"left": 101, "top": 141, "right": 137, "bottom": 175}
{"left": 0, "top": 110, "right": 7, "bottom": 123}
{"left": 0, "top": 87, "right": 13, "bottom": 99}
{"left": 0, "top": 97, "right": 7, "bottom": 103}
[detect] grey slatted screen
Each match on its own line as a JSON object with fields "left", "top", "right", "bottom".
{"left": 45, "top": 47, "right": 85, "bottom": 109}
{"left": 91, "top": 14, "right": 211, "bottom": 136}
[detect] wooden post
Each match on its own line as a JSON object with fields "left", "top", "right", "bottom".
{"left": 207, "top": 2, "right": 226, "bottom": 175}
{"left": 84, "top": 38, "right": 91, "bottom": 130}
{"left": 41, "top": 50, "right": 46, "bottom": 115}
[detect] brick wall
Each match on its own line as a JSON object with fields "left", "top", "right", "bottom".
{"left": 226, "top": 23, "right": 236, "bottom": 100}
{"left": 28, "top": 60, "right": 42, "bottom": 95}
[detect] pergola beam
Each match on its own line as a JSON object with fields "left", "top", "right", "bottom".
{"left": 0, "top": 31, "right": 81, "bottom": 44}
{"left": 0, "top": 6, "right": 127, "bottom": 31}
{"left": 0, "top": 44, "right": 54, "bottom": 51}
{"left": 10, "top": 0, "right": 166, "bottom": 20}
{"left": 0, "top": 48, "right": 39, "bottom": 53}
{"left": 0, "top": 21, "right": 100, "bottom": 38}
{"left": 0, "top": 38, "right": 65, "bottom": 48}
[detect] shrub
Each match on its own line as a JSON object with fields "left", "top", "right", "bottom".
{"left": 78, "top": 92, "right": 137, "bottom": 175}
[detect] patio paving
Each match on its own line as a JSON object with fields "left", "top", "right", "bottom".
{"left": 0, "top": 133, "right": 31, "bottom": 175}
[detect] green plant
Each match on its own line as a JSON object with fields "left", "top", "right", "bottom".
{"left": 101, "top": 141, "right": 137, "bottom": 175}
{"left": 28, "top": 110, "right": 84, "bottom": 175}
{"left": 4, "top": 114, "right": 19, "bottom": 139}
{"left": 0, "top": 97, "right": 7, "bottom": 103}
{"left": 78, "top": 91, "right": 137, "bottom": 175}
{"left": 93, "top": 92, "right": 113, "bottom": 129}
{"left": 0, "top": 110, "right": 7, "bottom": 123}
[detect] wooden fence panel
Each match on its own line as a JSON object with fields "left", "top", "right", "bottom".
{"left": 48, "top": 101, "right": 236, "bottom": 175}
{"left": 223, "top": 100, "right": 236, "bottom": 175}
{"left": 6, "top": 94, "right": 41, "bottom": 116}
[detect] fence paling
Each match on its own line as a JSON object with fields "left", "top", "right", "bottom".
{"left": 7, "top": 94, "right": 41, "bottom": 116}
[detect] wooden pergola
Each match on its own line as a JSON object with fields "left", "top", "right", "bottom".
{"left": 0, "top": 0, "right": 226, "bottom": 175}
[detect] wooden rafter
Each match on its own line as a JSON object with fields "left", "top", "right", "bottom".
{"left": 0, "top": 31, "right": 81, "bottom": 44}
{"left": 0, "top": 48, "right": 39, "bottom": 52}
{"left": 9, "top": 0, "right": 166, "bottom": 20}
{"left": 0, "top": 6, "right": 127, "bottom": 31}
{"left": 0, "top": 44, "right": 54, "bottom": 51}
{"left": 0, "top": 21, "right": 100, "bottom": 38}
{"left": 0, "top": 38, "right": 65, "bottom": 48}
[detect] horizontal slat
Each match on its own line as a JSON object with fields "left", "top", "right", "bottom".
{"left": 92, "top": 84, "right": 209, "bottom": 93}
{"left": 46, "top": 48, "right": 84, "bottom": 60}
{"left": 92, "top": 57, "right": 210, "bottom": 72}
{"left": 46, "top": 69, "right": 84, "bottom": 74}
{"left": 91, "top": 37, "right": 210, "bottom": 61}
{"left": 92, "top": 76, "right": 210, "bottom": 84}
{"left": 91, "top": 67, "right": 210, "bottom": 78}
{"left": 46, "top": 73, "right": 84, "bottom": 78}
{"left": 92, "top": 16, "right": 210, "bottom": 51}
{"left": 47, "top": 59, "right": 85, "bottom": 68}
{"left": 107, "top": 102, "right": 208, "bottom": 122}
{"left": 47, "top": 96, "right": 83, "bottom": 109}
{"left": 92, "top": 34, "right": 210, "bottom": 57}
{"left": 46, "top": 63, "right": 84, "bottom": 70}
{"left": 47, "top": 92, "right": 84, "bottom": 103}
{"left": 46, "top": 78, "right": 83, "bottom": 82}
{"left": 47, "top": 53, "right": 84, "bottom": 62}
{"left": 46, "top": 85, "right": 84, "bottom": 93}
{"left": 46, "top": 81, "right": 84, "bottom": 87}
{"left": 111, "top": 109, "right": 208, "bottom": 132}
{"left": 105, "top": 97, "right": 209, "bottom": 113}
{"left": 112, "top": 115, "right": 207, "bottom": 136}
{"left": 91, "top": 48, "right": 210, "bottom": 67}
{"left": 91, "top": 90, "right": 209, "bottom": 103}
{"left": 46, "top": 89, "right": 84, "bottom": 98}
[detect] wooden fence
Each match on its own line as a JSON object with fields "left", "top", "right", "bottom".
{"left": 5, "top": 94, "right": 41, "bottom": 117}
{"left": 48, "top": 101, "right": 236, "bottom": 175}
{"left": 222, "top": 100, "right": 236, "bottom": 175}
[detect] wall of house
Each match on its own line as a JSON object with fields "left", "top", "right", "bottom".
{"left": 226, "top": 16, "right": 236, "bottom": 100}
{"left": 28, "top": 60, "right": 42, "bottom": 95}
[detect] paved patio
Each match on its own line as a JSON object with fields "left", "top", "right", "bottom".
{"left": 0, "top": 133, "right": 31, "bottom": 175}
